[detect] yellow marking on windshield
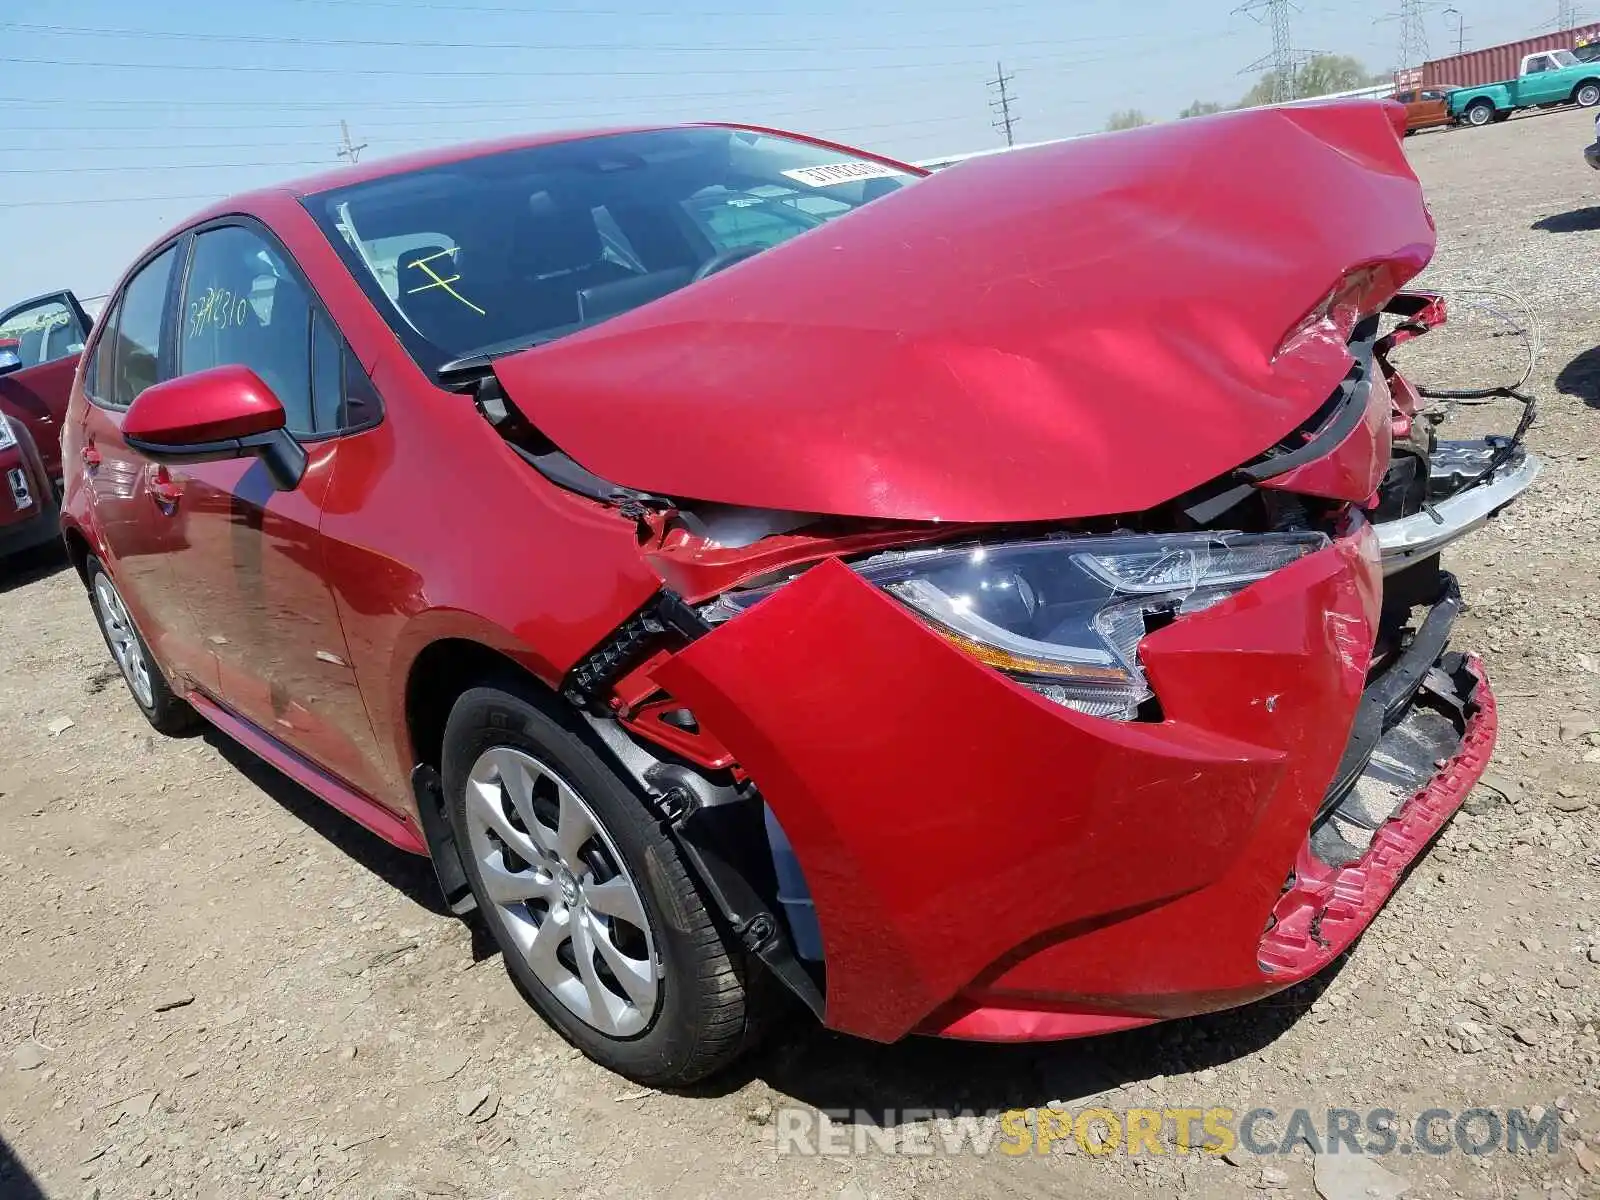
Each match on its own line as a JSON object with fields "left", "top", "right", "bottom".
{"left": 405, "top": 247, "right": 485, "bottom": 316}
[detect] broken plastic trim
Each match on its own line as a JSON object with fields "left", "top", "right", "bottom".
{"left": 1236, "top": 315, "right": 1380, "bottom": 485}
{"left": 561, "top": 590, "right": 709, "bottom": 710}
{"left": 1318, "top": 571, "right": 1461, "bottom": 820}
{"left": 1311, "top": 650, "right": 1482, "bottom": 867}
{"left": 467, "top": 369, "right": 675, "bottom": 514}
{"left": 581, "top": 712, "right": 825, "bottom": 1017}
{"left": 1377, "top": 448, "right": 1541, "bottom": 574}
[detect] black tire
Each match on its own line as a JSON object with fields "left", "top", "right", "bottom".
{"left": 1465, "top": 100, "right": 1496, "bottom": 127}
{"left": 85, "top": 556, "right": 197, "bottom": 735}
{"left": 1576, "top": 81, "right": 1600, "bottom": 108}
{"left": 442, "top": 684, "right": 767, "bottom": 1086}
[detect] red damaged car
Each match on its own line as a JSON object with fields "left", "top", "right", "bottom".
{"left": 0, "top": 291, "right": 94, "bottom": 559}
{"left": 62, "top": 107, "right": 1515, "bottom": 1084}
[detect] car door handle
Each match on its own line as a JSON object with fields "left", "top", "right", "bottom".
{"left": 80, "top": 443, "right": 101, "bottom": 470}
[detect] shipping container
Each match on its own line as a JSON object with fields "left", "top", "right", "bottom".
{"left": 1421, "top": 24, "right": 1600, "bottom": 90}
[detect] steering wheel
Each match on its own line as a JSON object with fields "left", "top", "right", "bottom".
{"left": 691, "top": 244, "right": 766, "bottom": 283}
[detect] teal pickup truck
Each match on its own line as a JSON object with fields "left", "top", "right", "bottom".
{"left": 1450, "top": 50, "right": 1600, "bottom": 127}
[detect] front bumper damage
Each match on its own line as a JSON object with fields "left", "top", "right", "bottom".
{"left": 1377, "top": 444, "right": 1541, "bottom": 574}
{"left": 652, "top": 520, "right": 1492, "bottom": 1044}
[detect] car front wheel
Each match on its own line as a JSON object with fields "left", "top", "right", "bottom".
{"left": 441, "top": 685, "right": 768, "bottom": 1085}
{"left": 86, "top": 557, "right": 196, "bottom": 735}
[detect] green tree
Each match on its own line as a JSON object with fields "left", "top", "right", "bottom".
{"left": 1105, "top": 109, "right": 1153, "bottom": 131}
{"left": 1178, "top": 99, "right": 1226, "bottom": 119}
{"left": 1238, "top": 54, "right": 1388, "bottom": 107}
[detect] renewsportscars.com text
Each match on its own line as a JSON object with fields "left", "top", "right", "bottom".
{"left": 774, "top": 1105, "right": 1562, "bottom": 1158}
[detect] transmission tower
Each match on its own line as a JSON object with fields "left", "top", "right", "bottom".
{"left": 987, "top": 62, "right": 1018, "bottom": 147}
{"left": 1398, "top": 0, "right": 1430, "bottom": 72}
{"left": 1235, "top": 0, "right": 1301, "bottom": 102}
{"left": 337, "top": 120, "right": 368, "bottom": 166}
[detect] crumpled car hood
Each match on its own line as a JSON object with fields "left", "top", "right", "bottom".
{"left": 494, "top": 102, "right": 1434, "bottom": 523}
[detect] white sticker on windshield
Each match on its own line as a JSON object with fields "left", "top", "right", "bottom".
{"left": 781, "top": 162, "right": 908, "bottom": 188}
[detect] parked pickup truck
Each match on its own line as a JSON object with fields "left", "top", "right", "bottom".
{"left": 1450, "top": 50, "right": 1600, "bottom": 127}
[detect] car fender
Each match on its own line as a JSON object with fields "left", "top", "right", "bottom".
{"left": 1452, "top": 86, "right": 1506, "bottom": 115}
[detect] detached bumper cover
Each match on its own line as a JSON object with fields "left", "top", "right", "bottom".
{"left": 657, "top": 527, "right": 1394, "bottom": 1043}
{"left": 657, "top": 523, "right": 1491, "bottom": 1044}
{"left": 1377, "top": 449, "right": 1541, "bottom": 573}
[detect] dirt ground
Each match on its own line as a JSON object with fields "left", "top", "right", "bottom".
{"left": 2, "top": 106, "right": 1598, "bottom": 1200}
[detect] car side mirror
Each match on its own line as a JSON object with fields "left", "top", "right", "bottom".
{"left": 0, "top": 338, "right": 21, "bottom": 378}
{"left": 123, "top": 364, "right": 307, "bottom": 491}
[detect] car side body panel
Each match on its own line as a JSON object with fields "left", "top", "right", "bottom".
{"left": 311, "top": 357, "right": 667, "bottom": 805}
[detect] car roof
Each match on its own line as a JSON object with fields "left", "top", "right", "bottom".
{"left": 285, "top": 123, "right": 672, "bottom": 197}
{"left": 120, "top": 122, "right": 923, "bottom": 288}
{"left": 174, "top": 124, "right": 669, "bottom": 228}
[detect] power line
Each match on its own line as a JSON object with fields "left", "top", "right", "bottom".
{"left": 0, "top": 159, "right": 330, "bottom": 175}
{"left": 0, "top": 193, "right": 222, "bottom": 210}
{"left": 3, "top": 113, "right": 998, "bottom": 161}
{"left": 0, "top": 53, "right": 1038, "bottom": 78}
{"left": 987, "top": 61, "right": 1018, "bottom": 147}
{"left": 275, "top": 0, "right": 1047, "bottom": 17}
{"left": 0, "top": 31, "right": 1240, "bottom": 83}
{"left": 0, "top": 20, "right": 1168, "bottom": 56}
{"left": 0, "top": 44, "right": 1210, "bottom": 80}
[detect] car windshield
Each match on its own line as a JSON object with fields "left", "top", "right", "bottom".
{"left": 303, "top": 126, "right": 915, "bottom": 375}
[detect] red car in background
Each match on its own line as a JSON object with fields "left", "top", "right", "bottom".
{"left": 60, "top": 108, "right": 1506, "bottom": 1085}
{"left": 0, "top": 291, "right": 93, "bottom": 559}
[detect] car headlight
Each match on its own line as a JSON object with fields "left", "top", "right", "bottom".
{"left": 701, "top": 531, "right": 1330, "bottom": 720}
{"left": 0, "top": 417, "right": 15, "bottom": 451}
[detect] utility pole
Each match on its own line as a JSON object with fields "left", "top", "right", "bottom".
{"left": 1443, "top": 5, "right": 1465, "bottom": 54}
{"left": 1558, "top": 0, "right": 1577, "bottom": 30}
{"left": 1398, "top": 0, "right": 1430, "bottom": 73}
{"left": 987, "top": 62, "right": 1018, "bottom": 147}
{"left": 1235, "top": 0, "right": 1300, "bottom": 103}
{"left": 336, "top": 120, "right": 368, "bottom": 165}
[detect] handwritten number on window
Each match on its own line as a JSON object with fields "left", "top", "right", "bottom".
{"left": 187, "top": 287, "right": 252, "bottom": 340}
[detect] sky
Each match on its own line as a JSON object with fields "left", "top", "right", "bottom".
{"left": 0, "top": 0, "right": 1571, "bottom": 300}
